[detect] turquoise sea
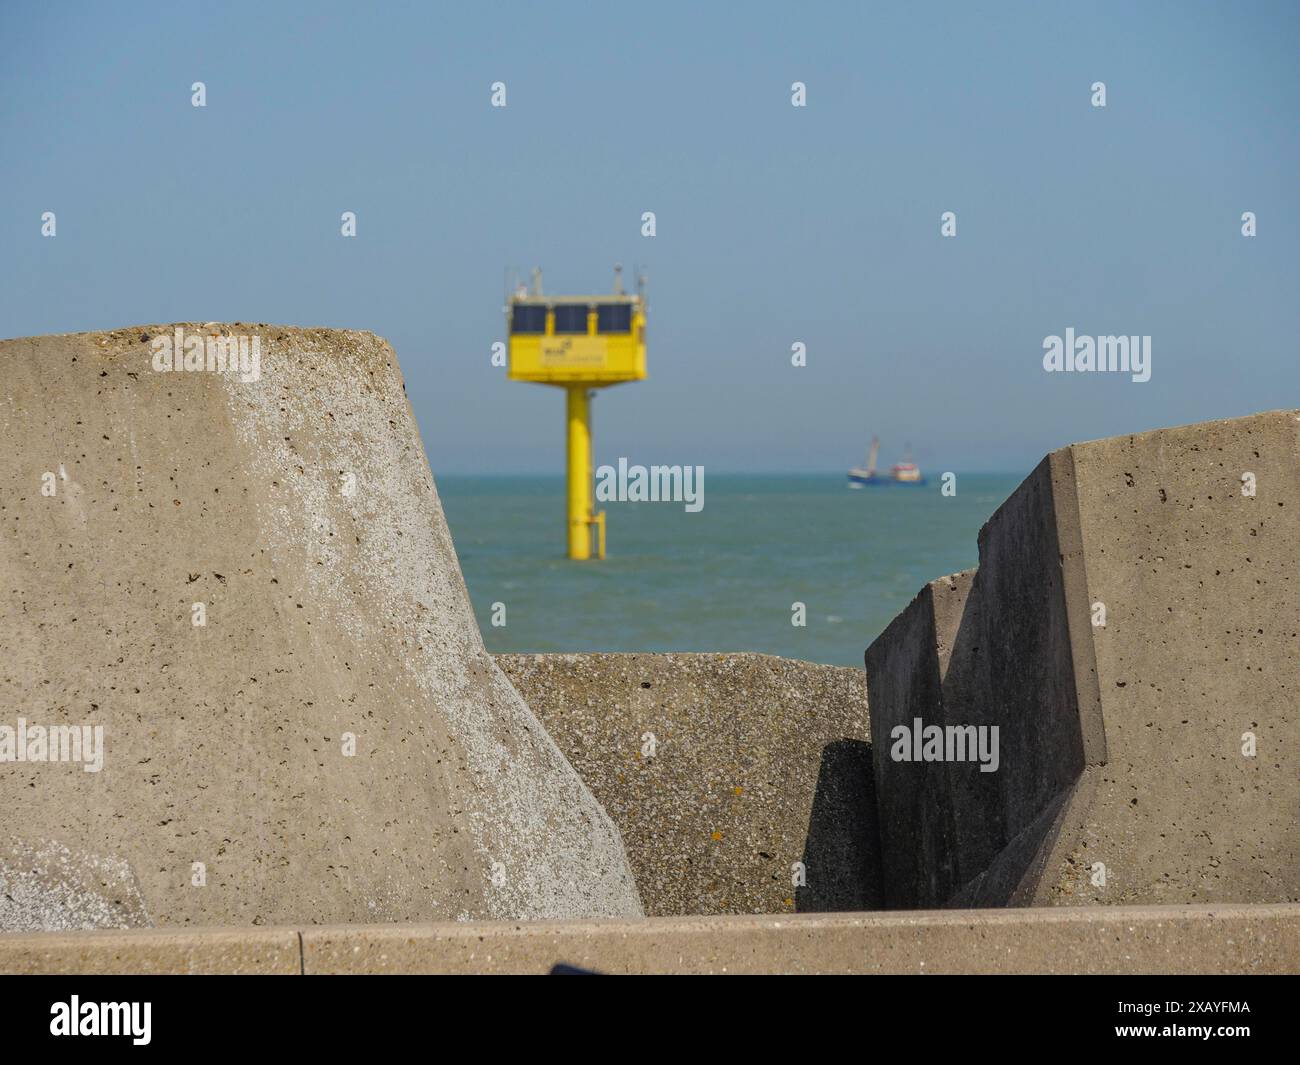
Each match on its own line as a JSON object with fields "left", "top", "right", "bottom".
{"left": 438, "top": 474, "right": 1025, "bottom": 667}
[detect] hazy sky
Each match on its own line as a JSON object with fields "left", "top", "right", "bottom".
{"left": 2, "top": 1, "right": 1296, "bottom": 473}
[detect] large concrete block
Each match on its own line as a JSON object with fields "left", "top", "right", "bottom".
{"left": 867, "top": 410, "right": 1300, "bottom": 908}
{"left": 0, "top": 325, "right": 641, "bottom": 929}
{"left": 868, "top": 569, "right": 978, "bottom": 907}
{"left": 1049, "top": 411, "right": 1300, "bottom": 905}
{"left": 497, "top": 652, "right": 879, "bottom": 916}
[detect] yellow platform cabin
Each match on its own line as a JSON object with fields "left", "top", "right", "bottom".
{"left": 506, "top": 266, "right": 647, "bottom": 560}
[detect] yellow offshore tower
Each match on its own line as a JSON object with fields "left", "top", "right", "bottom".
{"left": 507, "top": 266, "right": 647, "bottom": 560}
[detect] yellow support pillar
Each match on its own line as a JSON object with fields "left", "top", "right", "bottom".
{"left": 565, "top": 384, "right": 593, "bottom": 560}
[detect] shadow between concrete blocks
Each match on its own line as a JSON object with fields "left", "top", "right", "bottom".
{"left": 795, "top": 739, "right": 885, "bottom": 912}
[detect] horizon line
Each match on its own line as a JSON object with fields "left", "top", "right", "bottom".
{"left": 433, "top": 469, "right": 1031, "bottom": 478}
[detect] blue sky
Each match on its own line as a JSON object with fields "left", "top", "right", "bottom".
{"left": 2, "top": 1, "right": 1296, "bottom": 472}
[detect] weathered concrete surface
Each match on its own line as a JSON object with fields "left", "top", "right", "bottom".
{"left": 867, "top": 411, "right": 1300, "bottom": 909}
{"left": 1053, "top": 413, "right": 1299, "bottom": 905}
{"left": 4, "top": 904, "right": 1296, "bottom": 974}
{"left": 497, "top": 653, "right": 879, "bottom": 916}
{"left": 0, "top": 325, "right": 641, "bottom": 929}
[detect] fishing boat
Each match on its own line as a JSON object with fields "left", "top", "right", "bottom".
{"left": 848, "top": 436, "right": 927, "bottom": 487}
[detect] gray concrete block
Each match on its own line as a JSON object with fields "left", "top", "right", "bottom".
{"left": 0, "top": 325, "right": 641, "bottom": 929}
{"left": 1044, "top": 410, "right": 1300, "bottom": 904}
{"left": 867, "top": 410, "right": 1300, "bottom": 908}
{"left": 497, "top": 652, "right": 879, "bottom": 916}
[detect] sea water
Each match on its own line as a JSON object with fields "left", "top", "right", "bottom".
{"left": 438, "top": 473, "right": 1023, "bottom": 667}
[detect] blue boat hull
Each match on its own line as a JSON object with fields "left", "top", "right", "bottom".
{"left": 848, "top": 473, "right": 928, "bottom": 487}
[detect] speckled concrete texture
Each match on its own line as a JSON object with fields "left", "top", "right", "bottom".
{"left": 497, "top": 652, "right": 879, "bottom": 916}
{"left": 1046, "top": 411, "right": 1300, "bottom": 905}
{"left": 0, "top": 840, "right": 151, "bottom": 931}
{"left": 6, "top": 904, "right": 1295, "bottom": 974}
{"left": 0, "top": 325, "right": 642, "bottom": 929}
{"left": 866, "top": 410, "right": 1300, "bottom": 908}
